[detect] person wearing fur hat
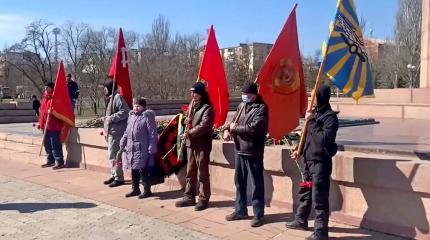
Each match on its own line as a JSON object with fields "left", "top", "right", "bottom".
{"left": 175, "top": 82, "right": 214, "bottom": 211}
{"left": 102, "top": 79, "right": 130, "bottom": 187}
{"left": 119, "top": 97, "right": 158, "bottom": 198}
{"left": 223, "top": 82, "right": 268, "bottom": 227}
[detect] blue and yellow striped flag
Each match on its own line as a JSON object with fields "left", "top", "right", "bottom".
{"left": 323, "top": 0, "right": 373, "bottom": 101}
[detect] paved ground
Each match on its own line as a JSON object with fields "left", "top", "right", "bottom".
{"left": 0, "top": 158, "right": 405, "bottom": 240}
{"left": 0, "top": 175, "right": 217, "bottom": 240}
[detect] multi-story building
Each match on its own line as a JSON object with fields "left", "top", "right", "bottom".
{"left": 220, "top": 42, "right": 273, "bottom": 74}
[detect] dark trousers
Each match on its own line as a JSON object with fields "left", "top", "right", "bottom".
{"left": 295, "top": 160, "right": 332, "bottom": 236}
{"left": 44, "top": 131, "right": 64, "bottom": 165}
{"left": 184, "top": 147, "right": 211, "bottom": 202}
{"left": 131, "top": 169, "right": 151, "bottom": 192}
{"left": 234, "top": 154, "right": 265, "bottom": 218}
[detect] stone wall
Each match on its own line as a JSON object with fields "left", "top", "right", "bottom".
{"left": 0, "top": 101, "right": 37, "bottom": 124}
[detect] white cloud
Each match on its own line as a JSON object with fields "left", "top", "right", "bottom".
{"left": 0, "top": 14, "right": 33, "bottom": 49}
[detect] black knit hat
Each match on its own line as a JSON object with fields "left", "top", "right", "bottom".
{"left": 190, "top": 82, "right": 206, "bottom": 95}
{"left": 45, "top": 82, "right": 55, "bottom": 89}
{"left": 135, "top": 97, "right": 147, "bottom": 108}
{"left": 241, "top": 82, "right": 258, "bottom": 94}
{"left": 104, "top": 79, "right": 118, "bottom": 95}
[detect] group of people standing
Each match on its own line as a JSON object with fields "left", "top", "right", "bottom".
{"left": 101, "top": 79, "right": 338, "bottom": 240}
{"left": 37, "top": 76, "right": 338, "bottom": 240}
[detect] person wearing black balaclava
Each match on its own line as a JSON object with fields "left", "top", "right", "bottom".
{"left": 102, "top": 79, "right": 130, "bottom": 187}
{"left": 286, "top": 84, "right": 339, "bottom": 240}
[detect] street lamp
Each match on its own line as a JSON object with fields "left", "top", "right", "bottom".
{"left": 407, "top": 63, "right": 416, "bottom": 103}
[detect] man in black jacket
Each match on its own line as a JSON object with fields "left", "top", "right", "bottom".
{"left": 67, "top": 73, "right": 79, "bottom": 112}
{"left": 223, "top": 82, "right": 268, "bottom": 228}
{"left": 286, "top": 84, "right": 339, "bottom": 240}
{"left": 32, "top": 95, "right": 40, "bottom": 117}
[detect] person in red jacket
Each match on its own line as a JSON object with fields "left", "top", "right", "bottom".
{"left": 38, "top": 82, "right": 65, "bottom": 170}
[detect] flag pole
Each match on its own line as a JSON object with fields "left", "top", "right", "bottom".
{"left": 39, "top": 109, "right": 52, "bottom": 156}
{"left": 295, "top": 58, "right": 326, "bottom": 159}
{"left": 109, "top": 80, "right": 116, "bottom": 115}
{"left": 177, "top": 91, "right": 195, "bottom": 161}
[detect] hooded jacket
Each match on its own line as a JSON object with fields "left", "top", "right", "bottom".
{"left": 120, "top": 109, "right": 158, "bottom": 170}
{"left": 303, "top": 85, "right": 339, "bottom": 162}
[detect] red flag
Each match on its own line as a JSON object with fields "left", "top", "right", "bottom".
{"left": 257, "top": 4, "right": 307, "bottom": 140}
{"left": 51, "top": 60, "right": 75, "bottom": 142}
{"left": 198, "top": 25, "right": 229, "bottom": 128}
{"left": 109, "top": 28, "right": 133, "bottom": 108}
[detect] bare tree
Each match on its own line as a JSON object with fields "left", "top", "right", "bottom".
{"left": 61, "top": 22, "right": 91, "bottom": 82}
{"left": 4, "top": 20, "right": 57, "bottom": 93}
{"left": 394, "top": 0, "right": 422, "bottom": 87}
{"left": 146, "top": 15, "right": 171, "bottom": 54}
{"left": 2, "top": 16, "right": 206, "bottom": 105}
{"left": 79, "top": 27, "right": 116, "bottom": 114}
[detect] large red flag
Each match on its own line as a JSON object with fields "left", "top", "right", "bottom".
{"left": 109, "top": 28, "right": 133, "bottom": 108}
{"left": 257, "top": 4, "right": 307, "bottom": 140}
{"left": 198, "top": 25, "right": 229, "bottom": 128}
{"left": 51, "top": 60, "right": 75, "bottom": 142}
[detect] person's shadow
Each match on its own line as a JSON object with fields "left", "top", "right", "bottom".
{"left": 354, "top": 157, "right": 429, "bottom": 239}
{"left": 65, "top": 128, "right": 83, "bottom": 168}
{"left": 0, "top": 202, "right": 97, "bottom": 213}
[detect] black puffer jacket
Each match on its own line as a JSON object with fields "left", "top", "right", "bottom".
{"left": 303, "top": 85, "right": 339, "bottom": 162}
{"left": 230, "top": 96, "right": 268, "bottom": 158}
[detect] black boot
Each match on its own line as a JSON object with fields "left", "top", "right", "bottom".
{"left": 194, "top": 200, "right": 209, "bottom": 211}
{"left": 103, "top": 177, "right": 115, "bottom": 185}
{"left": 109, "top": 180, "right": 124, "bottom": 187}
{"left": 285, "top": 219, "right": 309, "bottom": 231}
{"left": 225, "top": 212, "right": 249, "bottom": 221}
{"left": 125, "top": 169, "right": 141, "bottom": 197}
{"left": 41, "top": 163, "right": 55, "bottom": 168}
{"left": 138, "top": 186, "right": 152, "bottom": 199}
{"left": 125, "top": 189, "right": 141, "bottom": 197}
{"left": 251, "top": 216, "right": 265, "bottom": 227}
{"left": 305, "top": 233, "right": 329, "bottom": 240}
{"left": 175, "top": 197, "right": 196, "bottom": 207}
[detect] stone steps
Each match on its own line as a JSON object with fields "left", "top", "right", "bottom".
{"left": 0, "top": 116, "right": 37, "bottom": 124}
{"left": 0, "top": 102, "right": 37, "bottom": 124}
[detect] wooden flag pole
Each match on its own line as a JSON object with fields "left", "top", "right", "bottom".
{"left": 295, "top": 59, "right": 326, "bottom": 160}
{"left": 109, "top": 80, "right": 116, "bottom": 116}
{"left": 177, "top": 94, "right": 195, "bottom": 161}
{"left": 39, "top": 109, "right": 52, "bottom": 156}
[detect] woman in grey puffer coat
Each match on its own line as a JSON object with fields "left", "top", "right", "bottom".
{"left": 119, "top": 97, "right": 158, "bottom": 198}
